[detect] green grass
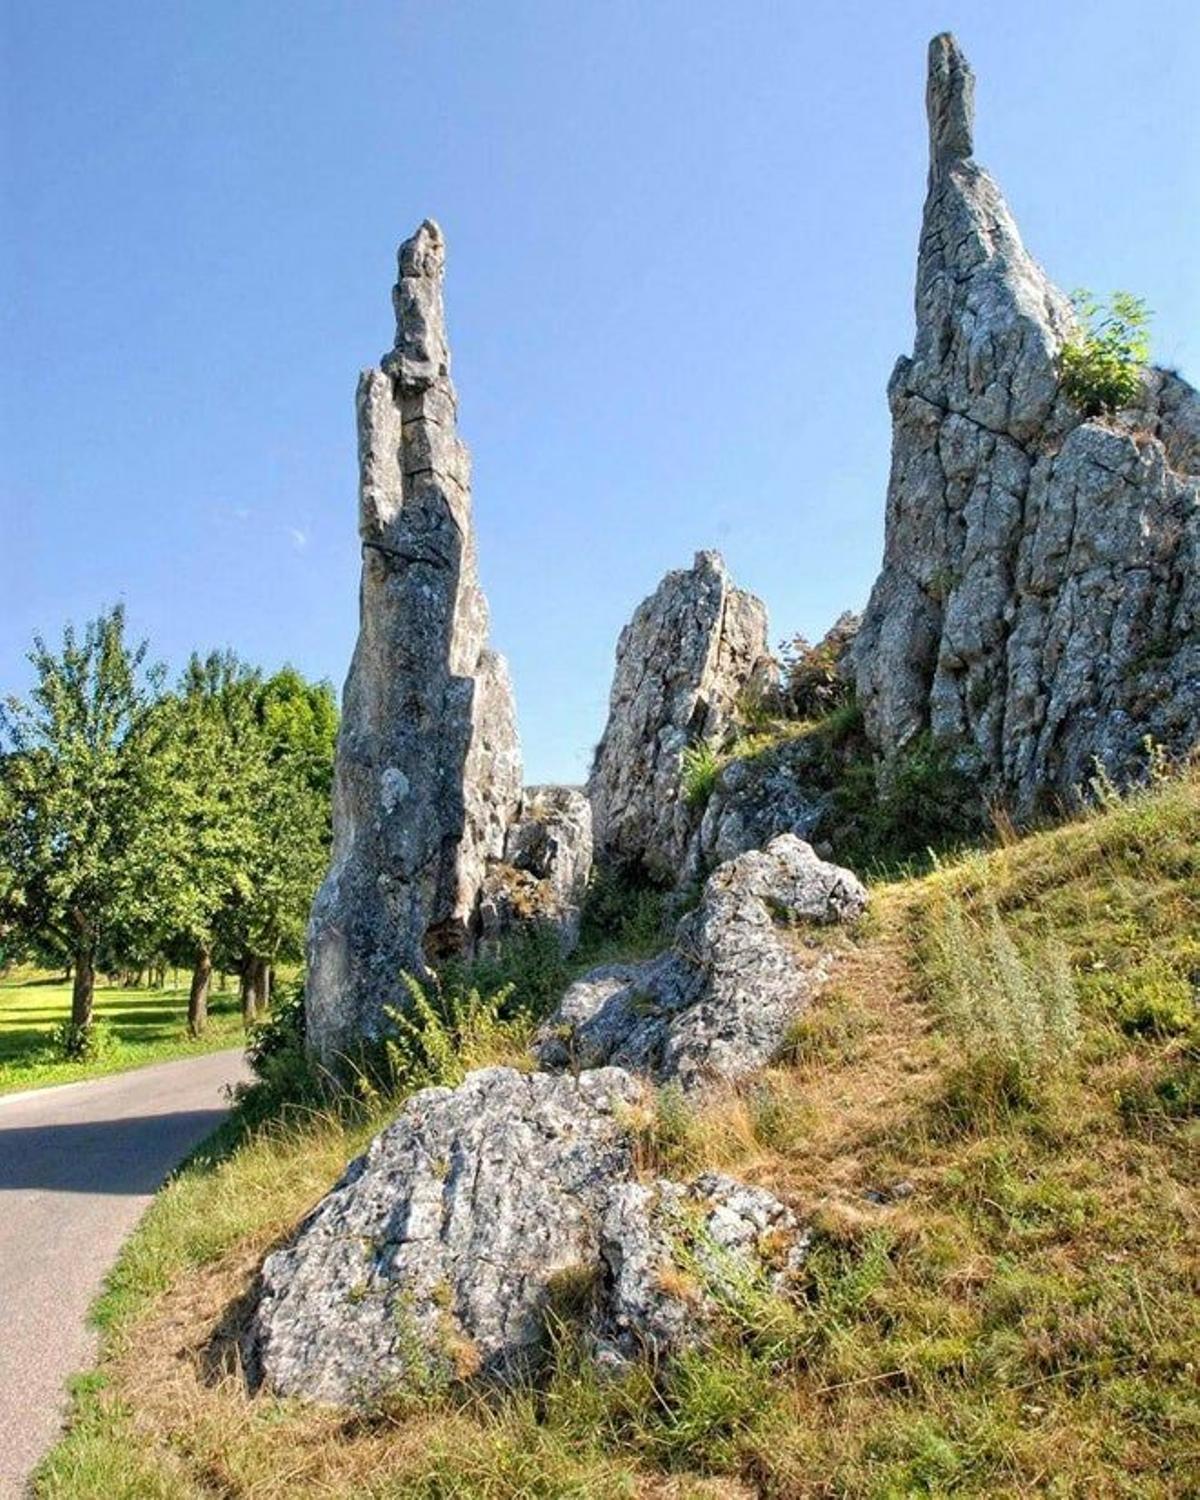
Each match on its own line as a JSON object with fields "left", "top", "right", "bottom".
{"left": 0, "top": 969, "right": 248, "bottom": 1095}
{"left": 35, "top": 769, "right": 1200, "bottom": 1497}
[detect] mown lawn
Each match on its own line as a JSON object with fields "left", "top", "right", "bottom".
{"left": 0, "top": 970, "right": 248, "bottom": 1095}
{"left": 34, "top": 770, "right": 1200, "bottom": 1498}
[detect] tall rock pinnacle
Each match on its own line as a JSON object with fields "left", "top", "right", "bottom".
{"left": 306, "top": 222, "right": 523, "bottom": 1064}
{"left": 926, "top": 31, "right": 974, "bottom": 169}
{"left": 852, "top": 36, "right": 1200, "bottom": 817}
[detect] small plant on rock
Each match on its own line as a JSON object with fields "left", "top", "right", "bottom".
{"left": 680, "top": 740, "right": 721, "bottom": 810}
{"left": 1059, "top": 289, "right": 1150, "bottom": 417}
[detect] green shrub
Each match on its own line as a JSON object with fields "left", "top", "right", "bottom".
{"left": 579, "top": 862, "right": 668, "bottom": 955}
{"left": 833, "top": 731, "right": 984, "bottom": 876}
{"left": 680, "top": 740, "right": 721, "bottom": 810}
{"left": 780, "top": 613, "right": 858, "bottom": 720}
{"left": 1059, "top": 289, "right": 1150, "bottom": 417}
{"left": 50, "top": 1018, "right": 114, "bottom": 1063}
{"left": 378, "top": 972, "right": 523, "bottom": 1093}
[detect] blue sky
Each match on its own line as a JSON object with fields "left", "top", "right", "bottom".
{"left": 3, "top": 1, "right": 1197, "bottom": 783}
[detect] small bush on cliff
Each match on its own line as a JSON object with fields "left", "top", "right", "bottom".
{"left": 1059, "top": 289, "right": 1150, "bottom": 416}
{"left": 780, "top": 613, "right": 858, "bottom": 720}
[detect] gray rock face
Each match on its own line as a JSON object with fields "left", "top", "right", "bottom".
{"left": 588, "top": 551, "right": 772, "bottom": 882}
{"left": 306, "top": 223, "right": 524, "bottom": 1064}
{"left": 248, "top": 1067, "right": 806, "bottom": 1403}
{"left": 685, "top": 732, "right": 832, "bottom": 883}
{"left": 535, "top": 834, "right": 867, "bottom": 1089}
{"left": 596, "top": 1172, "right": 810, "bottom": 1363}
{"left": 479, "top": 785, "right": 594, "bottom": 953}
{"left": 852, "top": 34, "right": 1200, "bottom": 819}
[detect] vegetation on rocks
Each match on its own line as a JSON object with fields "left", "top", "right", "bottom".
{"left": 1059, "top": 289, "right": 1152, "bottom": 417}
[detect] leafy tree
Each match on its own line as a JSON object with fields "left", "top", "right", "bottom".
{"left": 0, "top": 607, "right": 166, "bottom": 1042}
{"left": 1059, "top": 289, "right": 1151, "bottom": 417}
{"left": 155, "top": 653, "right": 263, "bottom": 1036}
{"left": 213, "top": 667, "right": 337, "bottom": 1024}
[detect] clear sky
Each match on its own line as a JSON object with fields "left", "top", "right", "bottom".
{"left": 3, "top": 1, "right": 1197, "bottom": 784}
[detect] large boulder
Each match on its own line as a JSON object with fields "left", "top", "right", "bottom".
{"left": 535, "top": 834, "right": 868, "bottom": 1089}
{"left": 588, "top": 551, "right": 773, "bottom": 882}
{"left": 247, "top": 1067, "right": 808, "bottom": 1404}
{"left": 852, "top": 35, "right": 1200, "bottom": 819}
{"left": 306, "top": 222, "right": 524, "bottom": 1064}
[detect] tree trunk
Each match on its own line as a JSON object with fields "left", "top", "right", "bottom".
{"left": 258, "top": 961, "right": 272, "bottom": 1014}
{"left": 71, "top": 948, "right": 95, "bottom": 1030}
{"left": 240, "top": 960, "right": 256, "bottom": 1028}
{"left": 188, "top": 948, "right": 212, "bottom": 1038}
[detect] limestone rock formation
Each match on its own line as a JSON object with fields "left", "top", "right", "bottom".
{"left": 479, "top": 785, "right": 594, "bottom": 953}
{"left": 535, "top": 834, "right": 868, "bottom": 1088}
{"left": 596, "top": 1172, "right": 810, "bottom": 1363}
{"left": 247, "top": 1067, "right": 807, "bottom": 1404}
{"left": 306, "top": 222, "right": 523, "bottom": 1064}
{"left": 588, "top": 551, "right": 773, "bottom": 881}
{"left": 684, "top": 733, "right": 832, "bottom": 883}
{"left": 852, "top": 34, "right": 1200, "bottom": 818}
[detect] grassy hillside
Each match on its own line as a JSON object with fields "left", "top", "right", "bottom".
{"left": 37, "top": 770, "right": 1198, "bottom": 1498}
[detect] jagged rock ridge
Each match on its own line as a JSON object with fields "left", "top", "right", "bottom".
{"left": 306, "top": 222, "right": 524, "bottom": 1064}
{"left": 852, "top": 34, "right": 1200, "bottom": 818}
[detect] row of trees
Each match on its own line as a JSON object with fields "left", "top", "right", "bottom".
{"left": 0, "top": 606, "right": 336, "bottom": 1044}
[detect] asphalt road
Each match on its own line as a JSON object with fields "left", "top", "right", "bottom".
{"left": 0, "top": 1048, "right": 251, "bottom": 1498}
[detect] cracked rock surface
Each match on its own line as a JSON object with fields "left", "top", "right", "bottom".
{"left": 535, "top": 834, "right": 868, "bottom": 1089}
{"left": 247, "top": 1068, "right": 807, "bottom": 1404}
{"left": 852, "top": 34, "right": 1200, "bottom": 819}
{"left": 306, "top": 222, "right": 523, "bottom": 1064}
{"left": 588, "top": 551, "right": 772, "bottom": 882}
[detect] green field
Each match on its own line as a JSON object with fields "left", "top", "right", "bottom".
{"left": 0, "top": 970, "right": 248, "bottom": 1095}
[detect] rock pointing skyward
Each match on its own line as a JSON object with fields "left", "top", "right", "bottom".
{"left": 588, "top": 551, "right": 772, "bottom": 881}
{"left": 852, "top": 34, "right": 1200, "bottom": 817}
{"left": 306, "top": 222, "right": 523, "bottom": 1064}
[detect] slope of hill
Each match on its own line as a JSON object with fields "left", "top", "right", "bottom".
{"left": 36, "top": 765, "right": 1198, "bottom": 1498}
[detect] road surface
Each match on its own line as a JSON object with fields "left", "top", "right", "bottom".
{"left": 0, "top": 1048, "right": 250, "bottom": 1497}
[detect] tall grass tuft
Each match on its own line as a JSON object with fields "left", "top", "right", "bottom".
{"left": 922, "top": 889, "right": 1079, "bottom": 1119}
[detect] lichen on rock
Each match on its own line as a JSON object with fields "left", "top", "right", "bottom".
{"left": 246, "top": 1066, "right": 808, "bottom": 1404}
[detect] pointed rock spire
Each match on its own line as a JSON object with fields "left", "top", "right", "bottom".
{"left": 306, "top": 223, "right": 523, "bottom": 1065}
{"left": 852, "top": 35, "right": 1200, "bottom": 820}
{"left": 926, "top": 32, "right": 974, "bottom": 170}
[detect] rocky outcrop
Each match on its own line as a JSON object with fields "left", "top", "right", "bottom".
{"left": 247, "top": 1067, "right": 807, "bottom": 1404}
{"left": 852, "top": 34, "right": 1200, "bottom": 819}
{"left": 479, "top": 786, "right": 593, "bottom": 953}
{"left": 588, "top": 551, "right": 773, "bottom": 882}
{"left": 306, "top": 222, "right": 524, "bottom": 1064}
{"left": 535, "top": 834, "right": 867, "bottom": 1088}
{"left": 596, "top": 1172, "right": 809, "bottom": 1363}
{"left": 684, "top": 732, "right": 832, "bottom": 883}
